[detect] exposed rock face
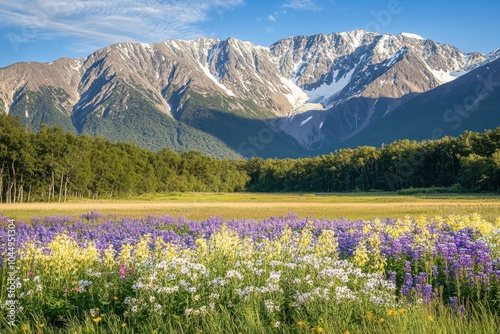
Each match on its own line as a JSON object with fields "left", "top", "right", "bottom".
{"left": 0, "top": 30, "right": 498, "bottom": 157}
{"left": 272, "top": 31, "right": 487, "bottom": 104}
{"left": 268, "top": 31, "right": 494, "bottom": 148}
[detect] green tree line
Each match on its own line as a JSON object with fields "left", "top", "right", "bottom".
{"left": 0, "top": 114, "right": 498, "bottom": 202}
{"left": 245, "top": 129, "right": 500, "bottom": 192}
{"left": 0, "top": 115, "right": 248, "bottom": 203}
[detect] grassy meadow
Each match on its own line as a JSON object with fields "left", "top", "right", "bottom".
{"left": 1, "top": 192, "right": 499, "bottom": 222}
{"left": 1, "top": 193, "right": 500, "bottom": 333}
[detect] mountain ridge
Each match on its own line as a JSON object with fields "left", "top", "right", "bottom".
{"left": 1, "top": 30, "right": 499, "bottom": 158}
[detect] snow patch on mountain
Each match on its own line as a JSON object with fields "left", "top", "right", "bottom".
{"left": 459, "top": 49, "right": 500, "bottom": 74}
{"left": 399, "top": 32, "right": 425, "bottom": 40}
{"left": 386, "top": 48, "right": 407, "bottom": 67}
{"left": 429, "top": 68, "right": 459, "bottom": 83}
{"left": 70, "top": 59, "right": 84, "bottom": 73}
{"left": 141, "top": 43, "right": 155, "bottom": 54}
{"left": 198, "top": 61, "right": 235, "bottom": 97}
{"left": 2, "top": 97, "right": 8, "bottom": 114}
{"left": 300, "top": 116, "right": 313, "bottom": 126}
{"left": 375, "top": 35, "right": 393, "bottom": 57}
{"left": 304, "top": 68, "right": 355, "bottom": 104}
{"left": 117, "top": 44, "right": 132, "bottom": 61}
{"left": 339, "top": 30, "right": 371, "bottom": 49}
{"left": 487, "top": 49, "right": 500, "bottom": 62}
{"left": 279, "top": 76, "right": 324, "bottom": 113}
{"left": 279, "top": 76, "right": 311, "bottom": 109}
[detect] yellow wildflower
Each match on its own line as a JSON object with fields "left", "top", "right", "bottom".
{"left": 102, "top": 245, "right": 116, "bottom": 268}
{"left": 386, "top": 310, "right": 396, "bottom": 316}
{"left": 315, "top": 229, "right": 338, "bottom": 258}
{"left": 134, "top": 234, "right": 152, "bottom": 263}
{"left": 118, "top": 243, "right": 134, "bottom": 265}
{"left": 353, "top": 244, "right": 369, "bottom": 268}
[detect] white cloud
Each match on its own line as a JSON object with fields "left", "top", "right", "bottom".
{"left": 0, "top": 0, "right": 245, "bottom": 52}
{"left": 282, "top": 0, "right": 321, "bottom": 11}
{"left": 268, "top": 15, "right": 276, "bottom": 21}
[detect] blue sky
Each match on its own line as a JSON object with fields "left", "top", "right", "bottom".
{"left": 1, "top": 0, "right": 499, "bottom": 68}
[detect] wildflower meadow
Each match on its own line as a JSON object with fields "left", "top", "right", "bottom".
{"left": 1, "top": 212, "right": 500, "bottom": 333}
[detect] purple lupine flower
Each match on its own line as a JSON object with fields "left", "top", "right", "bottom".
{"left": 404, "top": 260, "right": 412, "bottom": 273}
{"left": 401, "top": 273, "right": 413, "bottom": 299}
{"left": 1, "top": 211, "right": 499, "bottom": 309}
{"left": 423, "top": 284, "right": 433, "bottom": 305}
{"left": 432, "top": 266, "right": 439, "bottom": 279}
{"left": 387, "top": 271, "right": 397, "bottom": 285}
{"left": 417, "top": 272, "right": 427, "bottom": 284}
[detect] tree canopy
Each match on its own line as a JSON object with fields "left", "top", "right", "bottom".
{"left": 0, "top": 114, "right": 498, "bottom": 203}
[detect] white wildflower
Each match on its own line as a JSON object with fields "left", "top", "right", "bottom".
{"left": 226, "top": 270, "right": 244, "bottom": 280}
{"left": 209, "top": 293, "right": 220, "bottom": 300}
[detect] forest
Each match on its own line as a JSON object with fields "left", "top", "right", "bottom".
{"left": 0, "top": 114, "right": 499, "bottom": 203}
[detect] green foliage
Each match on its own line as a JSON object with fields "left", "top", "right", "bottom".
{"left": 0, "top": 113, "right": 498, "bottom": 202}
{"left": 245, "top": 128, "right": 500, "bottom": 193}
{"left": 0, "top": 114, "right": 249, "bottom": 202}
{"left": 10, "top": 88, "right": 76, "bottom": 134}
{"left": 74, "top": 84, "right": 241, "bottom": 159}
{"left": 398, "top": 184, "right": 464, "bottom": 195}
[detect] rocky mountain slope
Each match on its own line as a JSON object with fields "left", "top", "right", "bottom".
{"left": 0, "top": 30, "right": 498, "bottom": 158}
{"left": 339, "top": 57, "right": 500, "bottom": 149}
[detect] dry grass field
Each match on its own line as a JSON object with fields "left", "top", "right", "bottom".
{"left": 1, "top": 192, "right": 499, "bottom": 222}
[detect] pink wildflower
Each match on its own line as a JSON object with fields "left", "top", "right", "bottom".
{"left": 119, "top": 263, "right": 127, "bottom": 279}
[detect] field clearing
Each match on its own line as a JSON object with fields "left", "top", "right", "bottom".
{"left": 2, "top": 193, "right": 500, "bottom": 332}
{"left": 1, "top": 192, "right": 499, "bottom": 221}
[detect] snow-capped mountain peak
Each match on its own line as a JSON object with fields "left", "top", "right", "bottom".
{"left": 0, "top": 30, "right": 497, "bottom": 155}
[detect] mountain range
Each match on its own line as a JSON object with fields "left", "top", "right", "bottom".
{"left": 1, "top": 30, "right": 499, "bottom": 158}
